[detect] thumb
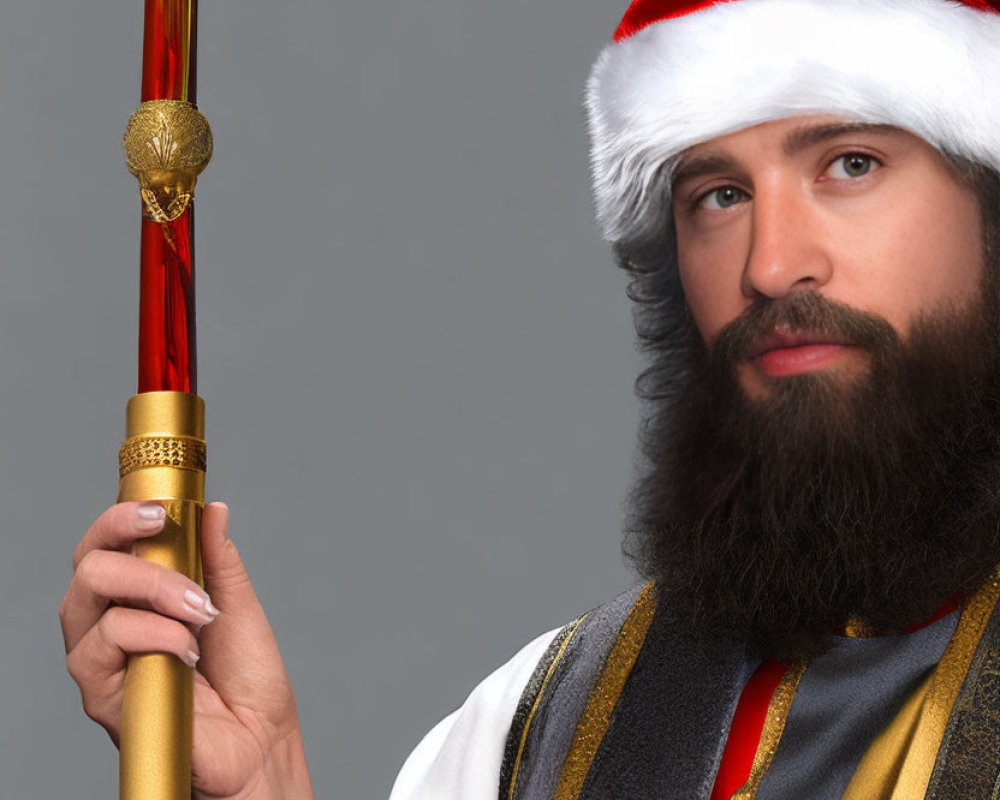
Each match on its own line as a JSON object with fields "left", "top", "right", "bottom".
{"left": 195, "top": 503, "right": 292, "bottom": 714}
{"left": 199, "top": 502, "right": 260, "bottom": 615}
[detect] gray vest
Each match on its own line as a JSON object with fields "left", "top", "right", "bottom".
{"left": 498, "top": 584, "right": 1000, "bottom": 800}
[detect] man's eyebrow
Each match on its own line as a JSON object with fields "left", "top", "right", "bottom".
{"left": 782, "top": 122, "right": 902, "bottom": 155}
{"left": 670, "top": 153, "right": 739, "bottom": 192}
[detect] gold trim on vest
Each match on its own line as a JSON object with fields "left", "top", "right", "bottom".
{"left": 505, "top": 616, "right": 588, "bottom": 800}
{"left": 553, "top": 583, "right": 658, "bottom": 800}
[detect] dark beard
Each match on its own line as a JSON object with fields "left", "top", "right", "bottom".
{"left": 626, "top": 290, "right": 1000, "bottom": 660}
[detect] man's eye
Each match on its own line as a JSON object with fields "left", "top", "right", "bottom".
{"left": 825, "top": 153, "right": 877, "bottom": 180}
{"left": 698, "top": 186, "right": 747, "bottom": 210}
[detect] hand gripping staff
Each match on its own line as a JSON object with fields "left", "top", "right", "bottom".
{"left": 118, "top": 2, "right": 212, "bottom": 797}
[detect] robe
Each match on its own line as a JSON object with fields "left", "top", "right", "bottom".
{"left": 391, "top": 574, "right": 1000, "bottom": 800}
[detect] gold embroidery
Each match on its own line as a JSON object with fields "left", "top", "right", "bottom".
{"left": 553, "top": 583, "right": 657, "bottom": 800}
{"left": 844, "top": 618, "right": 881, "bottom": 638}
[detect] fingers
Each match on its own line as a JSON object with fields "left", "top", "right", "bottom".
{"left": 66, "top": 606, "right": 201, "bottom": 735}
{"left": 62, "top": 501, "right": 242, "bottom": 749}
{"left": 60, "top": 550, "right": 219, "bottom": 653}
{"left": 73, "top": 502, "right": 169, "bottom": 569}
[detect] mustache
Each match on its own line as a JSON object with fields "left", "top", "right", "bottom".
{"left": 710, "top": 293, "right": 900, "bottom": 366}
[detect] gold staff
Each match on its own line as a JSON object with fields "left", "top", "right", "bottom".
{"left": 118, "top": 1, "right": 212, "bottom": 797}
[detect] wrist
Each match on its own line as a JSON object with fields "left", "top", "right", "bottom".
{"left": 259, "top": 725, "right": 314, "bottom": 800}
{"left": 211, "top": 722, "right": 314, "bottom": 800}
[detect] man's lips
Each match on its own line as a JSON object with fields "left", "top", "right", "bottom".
{"left": 748, "top": 332, "right": 856, "bottom": 377}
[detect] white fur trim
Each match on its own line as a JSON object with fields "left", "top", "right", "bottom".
{"left": 587, "top": 0, "right": 1000, "bottom": 242}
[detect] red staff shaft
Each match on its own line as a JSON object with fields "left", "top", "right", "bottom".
{"left": 138, "top": 0, "right": 198, "bottom": 393}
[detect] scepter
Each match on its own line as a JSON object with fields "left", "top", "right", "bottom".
{"left": 117, "top": 1, "right": 212, "bottom": 798}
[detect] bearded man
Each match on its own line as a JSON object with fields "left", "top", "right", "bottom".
{"left": 60, "top": 0, "right": 1000, "bottom": 798}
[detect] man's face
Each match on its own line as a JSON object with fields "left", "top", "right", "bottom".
{"left": 671, "top": 115, "right": 984, "bottom": 400}
{"left": 627, "top": 115, "right": 1000, "bottom": 656}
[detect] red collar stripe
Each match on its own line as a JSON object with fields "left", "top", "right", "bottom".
{"left": 710, "top": 659, "right": 787, "bottom": 800}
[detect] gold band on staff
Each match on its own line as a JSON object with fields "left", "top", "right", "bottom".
{"left": 117, "top": 391, "right": 206, "bottom": 800}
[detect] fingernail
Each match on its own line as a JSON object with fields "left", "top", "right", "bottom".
{"left": 183, "top": 589, "right": 219, "bottom": 623}
{"left": 213, "top": 502, "right": 231, "bottom": 541}
{"left": 136, "top": 503, "right": 166, "bottom": 530}
{"left": 182, "top": 650, "right": 200, "bottom": 668}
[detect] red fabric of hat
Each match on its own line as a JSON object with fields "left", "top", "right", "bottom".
{"left": 614, "top": 0, "right": 720, "bottom": 41}
{"left": 614, "top": 0, "right": 1000, "bottom": 42}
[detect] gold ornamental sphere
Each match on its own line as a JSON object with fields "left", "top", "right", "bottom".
{"left": 123, "top": 100, "right": 213, "bottom": 222}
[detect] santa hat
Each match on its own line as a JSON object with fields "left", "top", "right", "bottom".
{"left": 587, "top": 0, "right": 1000, "bottom": 243}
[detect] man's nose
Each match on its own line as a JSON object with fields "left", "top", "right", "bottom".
{"left": 740, "top": 184, "right": 833, "bottom": 300}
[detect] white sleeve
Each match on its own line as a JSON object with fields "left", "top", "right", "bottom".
{"left": 388, "top": 627, "right": 562, "bottom": 800}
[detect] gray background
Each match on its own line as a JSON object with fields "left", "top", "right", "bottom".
{"left": 0, "top": 1, "right": 641, "bottom": 797}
